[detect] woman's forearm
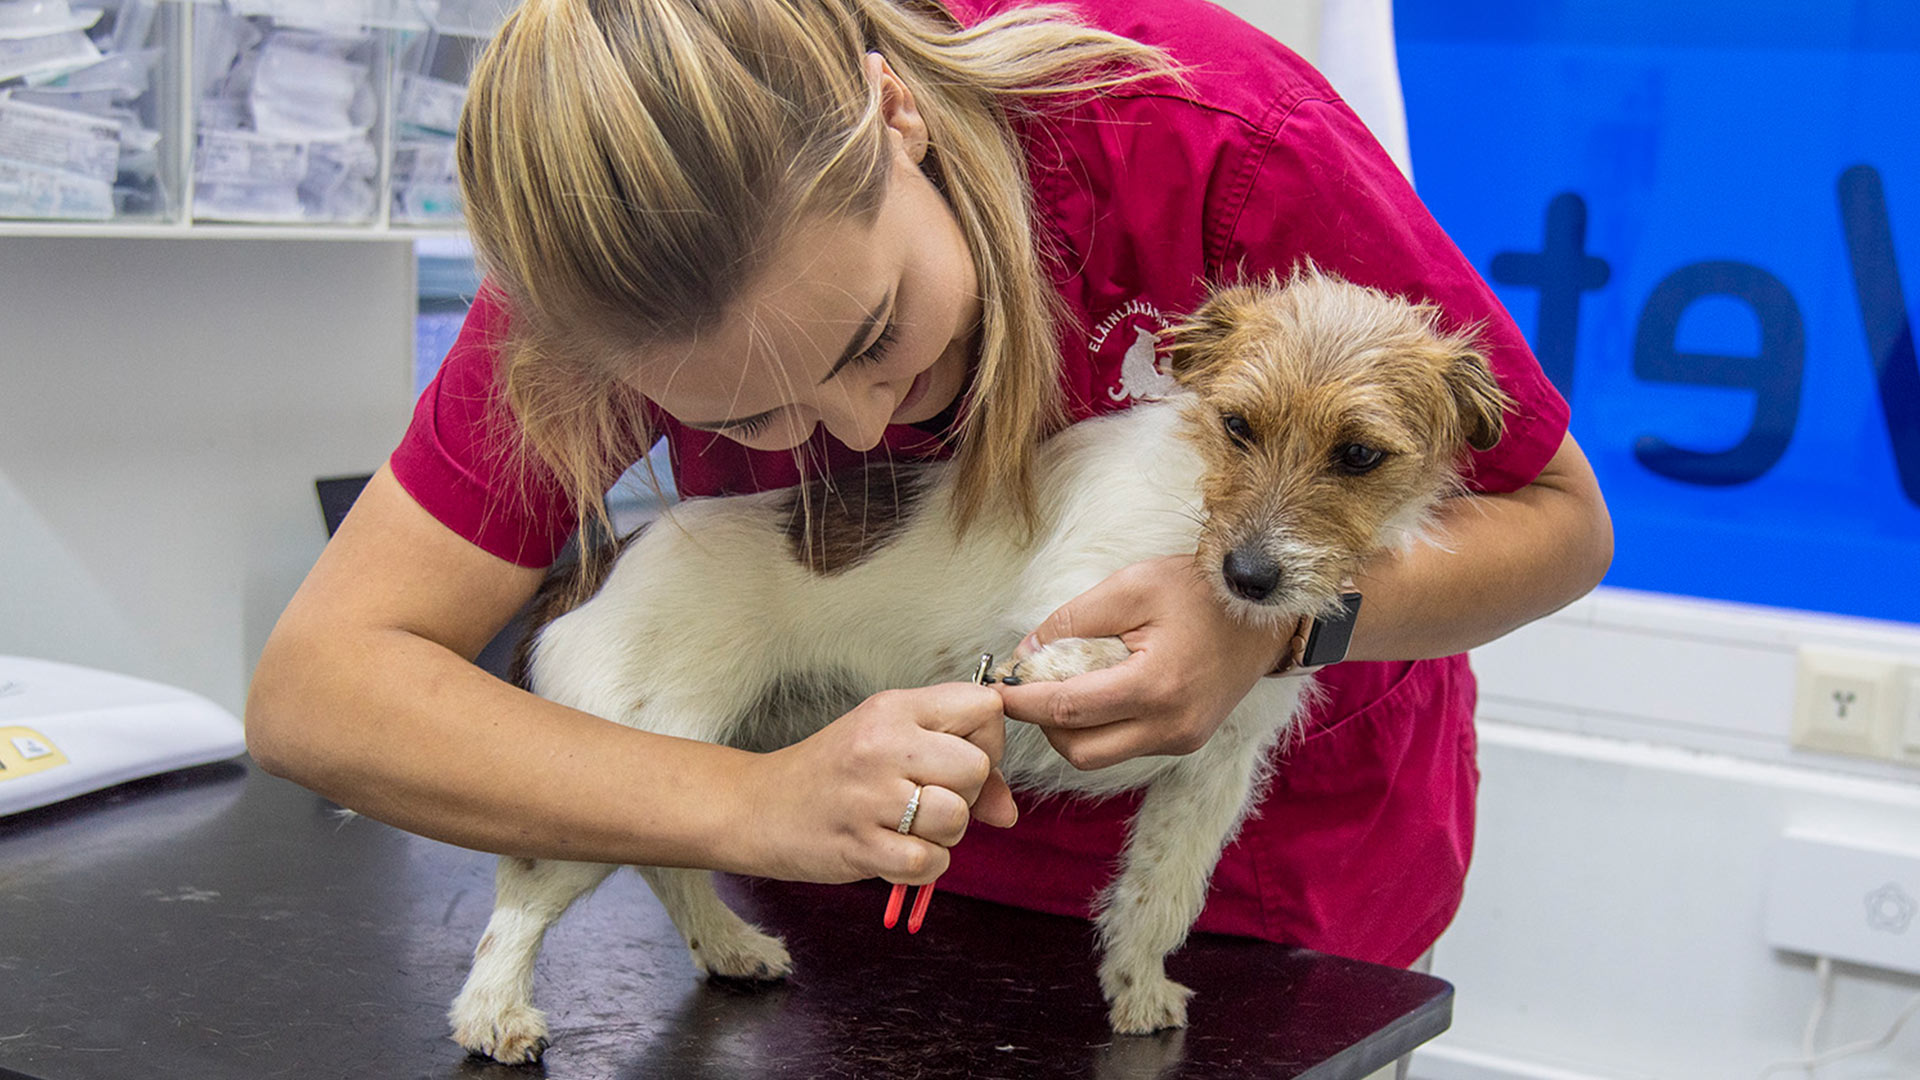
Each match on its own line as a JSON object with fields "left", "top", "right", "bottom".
{"left": 244, "top": 466, "right": 765, "bottom": 873}
{"left": 248, "top": 465, "right": 1006, "bottom": 887}
{"left": 247, "top": 621, "right": 765, "bottom": 872}
{"left": 1343, "top": 432, "right": 1613, "bottom": 663}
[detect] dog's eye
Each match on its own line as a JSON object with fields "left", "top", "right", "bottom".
{"left": 1335, "top": 443, "right": 1385, "bottom": 474}
{"left": 1222, "top": 414, "right": 1254, "bottom": 447}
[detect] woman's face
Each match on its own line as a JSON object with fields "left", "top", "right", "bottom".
{"left": 626, "top": 61, "right": 980, "bottom": 452}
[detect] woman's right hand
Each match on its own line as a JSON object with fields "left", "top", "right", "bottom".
{"left": 742, "top": 683, "right": 1017, "bottom": 885}
{"left": 252, "top": 468, "right": 1018, "bottom": 885}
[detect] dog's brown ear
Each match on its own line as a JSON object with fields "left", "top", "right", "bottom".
{"left": 1164, "top": 285, "right": 1261, "bottom": 380}
{"left": 1449, "top": 346, "right": 1512, "bottom": 452}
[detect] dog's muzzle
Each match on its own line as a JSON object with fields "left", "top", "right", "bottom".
{"left": 1221, "top": 547, "right": 1284, "bottom": 602}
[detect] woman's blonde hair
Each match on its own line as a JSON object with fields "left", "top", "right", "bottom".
{"left": 459, "top": 0, "right": 1174, "bottom": 551}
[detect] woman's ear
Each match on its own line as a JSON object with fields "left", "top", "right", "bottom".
{"left": 868, "top": 53, "right": 928, "bottom": 164}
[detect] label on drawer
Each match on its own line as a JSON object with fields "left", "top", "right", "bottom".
{"left": 0, "top": 726, "right": 70, "bottom": 780}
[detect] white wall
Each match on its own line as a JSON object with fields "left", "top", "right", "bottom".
{"left": 1416, "top": 591, "right": 1920, "bottom": 1079}
{"left": 0, "top": 236, "right": 416, "bottom": 713}
{"left": 1212, "top": 0, "right": 1413, "bottom": 180}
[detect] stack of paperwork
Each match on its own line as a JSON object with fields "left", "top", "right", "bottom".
{"left": 2, "top": 0, "right": 515, "bottom": 226}
{"left": 0, "top": 0, "right": 163, "bottom": 220}
{"left": 193, "top": 2, "right": 383, "bottom": 223}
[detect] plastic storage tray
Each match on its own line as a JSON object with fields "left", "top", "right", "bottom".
{"left": 0, "top": 0, "right": 510, "bottom": 227}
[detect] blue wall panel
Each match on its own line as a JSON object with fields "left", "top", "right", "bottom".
{"left": 1398, "top": 1, "right": 1920, "bottom": 624}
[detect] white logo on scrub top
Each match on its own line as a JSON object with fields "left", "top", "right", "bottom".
{"left": 1110, "top": 326, "right": 1177, "bottom": 401}
{"left": 1088, "top": 299, "right": 1176, "bottom": 402}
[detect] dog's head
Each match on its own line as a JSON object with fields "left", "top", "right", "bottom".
{"left": 1162, "top": 266, "right": 1512, "bottom": 624}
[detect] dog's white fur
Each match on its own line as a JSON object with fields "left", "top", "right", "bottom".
{"left": 448, "top": 271, "right": 1502, "bottom": 1062}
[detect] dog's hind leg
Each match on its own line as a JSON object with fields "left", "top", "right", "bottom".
{"left": 449, "top": 857, "right": 617, "bottom": 1064}
{"left": 1093, "top": 714, "right": 1280, "bottom": 1034}
{"left": 636, "top": 866, "right": 793, "bottom": 981}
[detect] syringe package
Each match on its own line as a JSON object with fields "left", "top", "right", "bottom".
{"left": 0, "top": 0, "right": 511, "bottom": 226}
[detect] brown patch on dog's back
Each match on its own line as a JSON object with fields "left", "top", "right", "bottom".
{"left": 780, "top": 463, "right": 933, "bottom": 576}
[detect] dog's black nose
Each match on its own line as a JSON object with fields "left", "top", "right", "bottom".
{"left": 1222, "top": 548, "right": 1283, "bottom": 602}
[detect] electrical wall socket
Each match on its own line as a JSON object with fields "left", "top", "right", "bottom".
{"left": 1767, "top": 828, "right": 1920, "bottom": 978}
{"left": 1901, "top": 671, "right": 1920, "bottom": 759}
{"left": 1792, "top": 646, "right": 1918, "bottom": 764}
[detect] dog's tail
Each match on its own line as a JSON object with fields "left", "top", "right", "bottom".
{"left": 508, "top": 520, "right": 647, "bottom": 689}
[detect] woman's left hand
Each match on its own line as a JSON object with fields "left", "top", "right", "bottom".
{"left": 993, "top": 554, "right": 1289, "bottom": 771}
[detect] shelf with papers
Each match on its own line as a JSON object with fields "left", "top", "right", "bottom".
{"left": 0, "top": 0, "right": 508, "bottom": 232}
{"left": 0, "top": 218, "right": 463, "bottom": 238}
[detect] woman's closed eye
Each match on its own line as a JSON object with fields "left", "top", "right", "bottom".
{"left": 848, "top": 321, "right": 898, "bottom": 370}
{"left": 728, "top": 411, "right": 779, "bottom": 438}
{"left": 718, "top": 324, "right": 898, "bottom": 439}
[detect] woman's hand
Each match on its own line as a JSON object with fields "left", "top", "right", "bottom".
{"left": 742, "top": 682, "right": 1018, "bottom": 885}
{"left": 994, "top": 555, "right": 1287, "bottom": 772}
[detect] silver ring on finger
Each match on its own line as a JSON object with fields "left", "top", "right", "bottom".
{"left": 896, "top": 785, "right": 923, "bottom": 836}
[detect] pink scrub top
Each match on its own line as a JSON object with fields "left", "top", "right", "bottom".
{"left": 391, "top": 0, "right": 1570, "bottom": 968}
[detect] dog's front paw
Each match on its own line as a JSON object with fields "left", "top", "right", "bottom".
{"left": 691, "top": 925, "right": 793, "bottom": 982}
{"left": 1104, "top": 970, "right": 1194, "bottom": 1034}
{"left": 993, "top": 636, "right": 1131, "bottom": 685}
{"left": 449, "top": 998, "right": 550, "bottom": 1065}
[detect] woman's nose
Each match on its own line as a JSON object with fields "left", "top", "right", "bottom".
{"left": 816, "top": 382, "right": 894, "bottom": 451}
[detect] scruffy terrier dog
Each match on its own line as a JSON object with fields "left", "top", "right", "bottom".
{"left": 449, "top": 267, "right": 1510, "bottom": 1061}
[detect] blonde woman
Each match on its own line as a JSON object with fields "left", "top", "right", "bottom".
{"left": 248, "top": 0, "right": 1609, "bottom": 980}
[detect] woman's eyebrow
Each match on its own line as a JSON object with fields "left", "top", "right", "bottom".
{"left": 817, "top": 290, "right": 896, "bottom": 385}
